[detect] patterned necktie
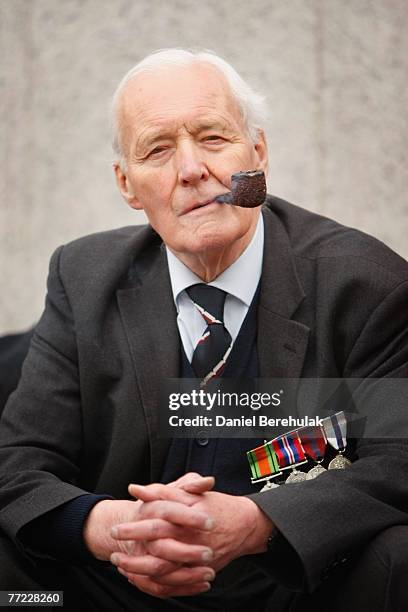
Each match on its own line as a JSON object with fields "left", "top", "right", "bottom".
{"left": 187, "top": 284, "right": 233, "bottom": 385}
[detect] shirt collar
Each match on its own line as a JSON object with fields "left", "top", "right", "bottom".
{"left": 166, "top": 214, "right": 264, "bottom": 309}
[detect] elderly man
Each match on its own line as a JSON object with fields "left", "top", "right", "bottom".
{"left": 0, "top": 49, "right": 408, "bottom": 611}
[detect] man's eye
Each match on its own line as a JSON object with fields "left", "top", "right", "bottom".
{"left": 203, "top": 135, "right": 224, "bottom": 143}
{"left": 149, "top": 146, "right": 167, "bottom": 156}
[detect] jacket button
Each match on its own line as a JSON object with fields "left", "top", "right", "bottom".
{"left": 196, "top": 432, "right": 209, "bottom": 446}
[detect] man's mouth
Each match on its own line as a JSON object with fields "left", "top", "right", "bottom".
{"left": 183, "top": 199, "right": 220, "bottom": 215}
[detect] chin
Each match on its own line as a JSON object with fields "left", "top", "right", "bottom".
{"left": 182, "top": 229, "right": 241, "bottom": 254}
{"left": 167, "top": 216, "right": 254, "bottom": 256}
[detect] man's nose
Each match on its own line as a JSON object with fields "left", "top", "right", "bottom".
{"left": 176, "top": 141, "right": 209, "bottom": 186}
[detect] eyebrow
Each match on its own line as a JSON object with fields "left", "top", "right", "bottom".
{"left": 136, "top": 130, "right": 174, "bottom": 151}
{"left": 193, "top": 119, "right": 230, "bottom": 132}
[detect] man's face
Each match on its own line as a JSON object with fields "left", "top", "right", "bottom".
{"left": 114, "top": 62, "right": 268, "bottom": 259}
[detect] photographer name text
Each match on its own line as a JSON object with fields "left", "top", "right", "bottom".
{"left": 168, "top": 415, "right": 323, "bottom": 428}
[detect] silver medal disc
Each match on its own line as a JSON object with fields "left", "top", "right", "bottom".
{"left": 260, "top": 480, "right": 280, "bottom": 491}
{"left": 328, "top": 454, "right": 352, "bottom": 470}
{"left": 285, "top": 469, "right": 307, "bottom": 484}
{"left": 306, "top": 464, "right": 327, "bottom": 480}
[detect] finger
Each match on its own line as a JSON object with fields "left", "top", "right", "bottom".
{"left": 168, "top": 471, "right": 203, "bottom": 486}
{"left": 110, "top": 552, "right": 179, "bottom": 577}
{"left": 149, "top": 565, "right": 215, "bottom": 586}
{"left": 126, "top": 573, "right": 211, "bottom": 598}
{"left": 129, "top": 483, "right": 199, "bottom": 506}
{"left": 111, "top": 518, "right": 188, "bottom": 541}
{"left": 146, "top": 538, "right": 213, "bottom": 564}
{"left": 168, "top": 473, "right": 215, "bottom": 494}
{"left": 180, "top": 477, "right": 215, "bottom": 494}
{"left": 138, "top": 500, "right": 214, "bottom": 531}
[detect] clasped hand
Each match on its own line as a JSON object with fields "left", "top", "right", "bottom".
{"left": 84, "top": 472, "right": 272, "bottom": 599}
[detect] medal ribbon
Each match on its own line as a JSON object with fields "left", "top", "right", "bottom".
{"left": 247, "top": 441, "right": 280, "bottom": 481}
{"left": 298, "top": 425, "right": 327, "bottom": 462}
{"left": 322, "top": 411, "right": 347, "bottom": 452}
{"left": 272, "top": 431, "right": 307, "bottom": 469}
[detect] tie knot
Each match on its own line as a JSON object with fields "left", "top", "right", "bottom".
{"left": 187, "top": 284, "right": 227, "bottom": 323}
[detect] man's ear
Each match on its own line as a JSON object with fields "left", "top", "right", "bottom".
{"left": 254, "top": 130, "right": 269, "bottom": 176}
{"left": 113, "top": 162, "right": 143, "bottom": 210}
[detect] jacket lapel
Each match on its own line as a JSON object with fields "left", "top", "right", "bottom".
{"left": 117, "top": 236, "right": 178, "bottom": 482}
{"left": 258, "top": 206, "right": 310, "bottom": 379}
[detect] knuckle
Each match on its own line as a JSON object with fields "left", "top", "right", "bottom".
{"left": 158, "top": 506, "right": 170, "bottom": 521}
{"left": 119, "top": 558, "right": 131, "bottom": 571}
{"left": 141, "top": 500, "right": 159, "bottom": 518}
{"left": 156, "top": 588, "right": 170, "bottom": 599}
{"left": 150, "top": 500, "right": 161, "bottom": 513}
{"left": 151, "top": 556, "right": 164, "bottom": 574}
{"left": 133, "top": 578, "right": 153, "bottom": 595}
{"left": 186, "top": 471, "right": 200, "bottom": 479}
{"left": 128, "top": 574, "right": 144, "bottom": 588}
{"left": 142, "top": 485, "right": 156, "bottom": 498}
{"left": 148, "top": 581, "right": 169, "bottom": 598}
{"left": 150, "top": 484, "right": 164, "bottom": 497}
{"left": 145, "top": 542, "right": 155, "bottom": 559}
{"left": 149, "top": 519, "right": 160, "bottom": 537}
{"left": 146, "top": 539, "right": 159, "bottom": 556}
{"left": 157, "top": 505, "right": 169, "bottom": 521}
{"left": 153, "top": 558, "right": 170, "bottom": 575}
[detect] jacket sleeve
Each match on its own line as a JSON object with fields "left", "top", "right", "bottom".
{"left": 249, "top": 279, "right": 408, "bottom": 593}
{"left": 0, "top": 246, "right": 93, "bottom": 543}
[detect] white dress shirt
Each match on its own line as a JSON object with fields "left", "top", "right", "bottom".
{"left": 166, "top": 214, "right": 264, "bottom": 362}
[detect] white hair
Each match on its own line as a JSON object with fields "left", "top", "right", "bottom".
{"left": 111, "top": 48, "right": 267, "bottom": 162}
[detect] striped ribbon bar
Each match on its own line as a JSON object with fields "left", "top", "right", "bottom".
{"left": 272, "top": 431, "right": 307, "bottom": 469}
{"left": 322, "top": 411, "right": 347, "bottom": 452}
{"left": 247, "top": 441, "right": 281, "bottom": 481}
{"left": 298, "top": 425, "right": 327, "bottom": 462}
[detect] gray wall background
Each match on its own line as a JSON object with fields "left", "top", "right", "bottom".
{"left": 1, "top": 0, "right": 407, "bottom": 334}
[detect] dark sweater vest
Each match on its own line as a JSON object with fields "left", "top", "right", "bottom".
{"left": 159, "top": 288, "right": 280, "bottom": 608}
{"left": 161, "top": 287, "right": 264, "bottom": 495}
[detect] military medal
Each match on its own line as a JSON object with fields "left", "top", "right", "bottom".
{"left": 322, "top": 411, "right": 352, "bottom": 470}
{"left": 298, "top": 424, "right": 328, "bottom": 480}
{"left": 285, "top": 468, "right": 308, "bottom": 483}
{"left": 260, "top": 479, "right": 280, "bottom": 491}
{"left": 247, "top": 440, "right": 282, "bottom": 490}
{"left": 328, "top": 454, "right": 351, "bottom": 469}
{"left": 306, "top": 464, "right": 327, "bottom": 479}
{"left": 272, "top": 431, "right": 308, "bottom": 483}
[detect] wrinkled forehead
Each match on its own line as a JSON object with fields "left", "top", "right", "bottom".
{"left": 115, "top": 63, "right": 245, "bottom": 148}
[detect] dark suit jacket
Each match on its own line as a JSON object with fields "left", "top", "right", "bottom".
{"left": 0, "top": 196, "right": 407, "bottom": 592}
{"left": 0, "top": 330, "right": 34, "bottom": 415}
